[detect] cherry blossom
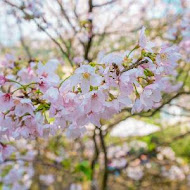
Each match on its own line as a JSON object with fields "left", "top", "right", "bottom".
{"left": 0, "top": 26, "right": 182, "bottom": 155}
{"left": 131, "top": 99, "right": 144, "bottom": 114}
{"left": 14, "top": 99, "right": 34, "bottom": 117}
{"left": 0, "top": 143, "right": 16, "bottom": 162}
{"left": 36, "top": 60, "right": 60, "bottom": 90}
{"left": 2, "top": 54, "right": 15, "bottom": 68}
{"left": 156, "top": 45, "right": 181, "bottom": 66}
{"left": 139, "top": 26, "right": 155, "bottom": 52}
{"left": 71, "top": 65, "right": 103, "bottom": 93}
{"left": 0, "top": 93, "right": 14, "bottom": 112}
{"left": 140, "top": 84, "right": 162, "bottom": 110}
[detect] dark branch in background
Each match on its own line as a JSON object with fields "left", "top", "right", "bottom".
{"left": 41, "top": 15, "right": 74, "bottom": 59}
{"left": 84, "top": 0, "right": 94, "bottom": 61}
{"left": 105, "top": 91, "right": 190, "bottom": 136}
{"left": 73, "top": 0, "right": 80, "bottom": 26}
{"left": 3, "top": 0, "right": 74, "bottom": 67}
{"left": 55, "top": 0, "right": 85, "bottom": 56}
{"left": 99, "top": 128, "right": 109, "bottom": 190}
{"left": 71, "top": 1, "right": 86, "bottom": 48}
{"left": 2, "top": 158, "right": 63, "bottom": 170}
{"left": 34, "top": 20, "right": 73, "bottom": 67}
{"left": 169, "top": 103, "right": 190, "bottom": 112}
{"left": 17, "top": 22, "right": 32, "bottom": 60}
{"left": 161, "top": 131, "right": 190, "bottom": 146}
{"left": 56, "top": 0, "right": 77, "bottom": 33}
{"left": 93, "top": 0, "right": 136, "bottom": 59}
{"left": 142, "top": 91, "right": 190, "bottom": 117}
{"left": 91, "top": 129, "right": 99, "bottom": 190}
{"left": 3, "top": 0, "right": 20, "bottom": 9}
{"left": 93, "top": 0, "right": 117, "bottom": 8}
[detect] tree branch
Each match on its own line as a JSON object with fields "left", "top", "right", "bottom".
{"left": 17, "top": 22, "right": 32, "bottom": 60}
{"left": 3, "top": 0, "right": 74, "bottom": 67}
{"left": 99, "top": 128, "right": 109, "bottom": 190}
{"left": 84, "top": 0, "right": 94, "bottom": 61}
{"left": 91, "top": 129, "right": 99, "bottom": 190}
{"left": 33, "top": 20, "right": 73, "bottom": 67}
{"left": 121, "top": 58, "right": 148, "bottom": 73}
{"left": 93, "top": 0, "right": 117, "bottom": 8}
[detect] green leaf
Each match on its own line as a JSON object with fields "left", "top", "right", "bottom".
{"left": 36, "top": 103, "right": 50, "bottom": 112}
{"left": 144, "top": 69, "right": 154, "bottom": 77}
{"left": 1, "top": 165, "right": 12, "bottom": 177}
{"left": 89, "top": 62, "right": 97, "bottom": 67}
{"left": 75, "top": 161, "right": 92, "bottom": 181}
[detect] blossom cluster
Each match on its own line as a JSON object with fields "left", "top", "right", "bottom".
{"left": 0, "top": 27, "right": 181, "bottom": 161}
{"left": 167, "top": 8, "right": 190, "bottom": 62}
{"left": 0, "top": 161, "right": 34, "bottom": 190}
{"left": 0, "top": 139, "right": 36, "bottom": 190}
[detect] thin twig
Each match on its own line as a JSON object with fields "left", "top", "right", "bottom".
{"left": 121, "top": 58, "right": 148, "bottom": 73}
{"left": 93, "top": 0, "right": 118, "bottom": 8}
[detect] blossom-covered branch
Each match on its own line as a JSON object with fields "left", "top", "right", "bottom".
{"left": 0, "top": 27, "right": 182, "bottom": 163}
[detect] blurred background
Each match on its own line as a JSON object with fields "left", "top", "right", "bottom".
{"left": 0, "top": 0, "right": 190, "bottom": 189}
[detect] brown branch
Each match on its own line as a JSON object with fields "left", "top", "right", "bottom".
{"left": 94, "top": 0, "right": 136, "bottom": 52}
{"left": 33, "top": 20, "right": 73, "bottom": 67}
{"left": 141, "top": 91, "right": 190, "bottom": 117}
{"left": 91, "top": 129, "right": 99, "bottom": 190}
{"left": 84, "top": 0, "right": 93, "bottom": 61}
{"left": 169, "top": 103, "right": 190, "bottom": 112}
{"left": 160, "top": 131, "right": 190, "bottom": 146}
{"left": 55, "top": 0, "right": 86, "bottom": 52}
{"left": 3, "top": 0, "right": 74, "bottom": 67}
{"left": 56, "top": 0, "right": 77, "bottom": 33}
{"left": 3, "top": 0, "right": 21, "bottom": 9}
{"left": 17, "top": 22, "right": 32, "bottom": 60}
{"left": 2, "top": 158, "right": 63, "bottom": 170}
{"left": 105, "top": 91, "right": 190, "bottom": 136}
{"left": 99, "top": 128, "right": 109, "bottom": 190}
{"left": 121, "top": 58, "right": 148, "bottom": 73}
{"left": 93, "top": 0, "right": 118, "bottom": 8}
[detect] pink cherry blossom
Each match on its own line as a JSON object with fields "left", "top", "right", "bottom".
{"left": 71, "top": 65, "right": 102, "bottom": 93}
{"left": 131, "top": 99, "right": 144, "bottom": 114}
{"left": 117, "top": 93, "right": 133, "bottom": 110}
{"left": 17, "top": 64, "right": 36, "bottom": 84}
{"left": 43, "top": 87, "right": 59, "bottom": 103}
{"left": 66, "top": 123, "right": 86, "bottom": 139}
{"left": 156, "top": 45, "right": 181, "bottom": 65}
{"left": 98, "top": 52, "right": 126, "bottom": 69}
{"left": 0, "top": 143, "right": 16, "bottom": 162}
{"left": 0, "top": 93, "right": 14, "bottom": 112}
{"left": 140, "top": 84, "right": 162, "bottom": 110}
{"left": 0, "top": 27, "right": 183, "bottom": 141}
{"left": 37, "top": 60, "right": 60, "bottom": 88}
{"left": 1, "top": 54, "right": 15, "bottom": 68}
{"left": 14, "top": 98, "right": 34, "bottom": 117}
{"left": 81, "top": 90, "right": 106, "bottom": 114}
{"left": 73, "top": 56, "right": 84, "bottom": 65}
{"left": 139, "top": 26, "right": 155, "bottom": 52}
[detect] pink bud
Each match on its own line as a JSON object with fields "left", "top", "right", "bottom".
{"left": 0, "top": 75, "right": 7, "bottom": 86}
